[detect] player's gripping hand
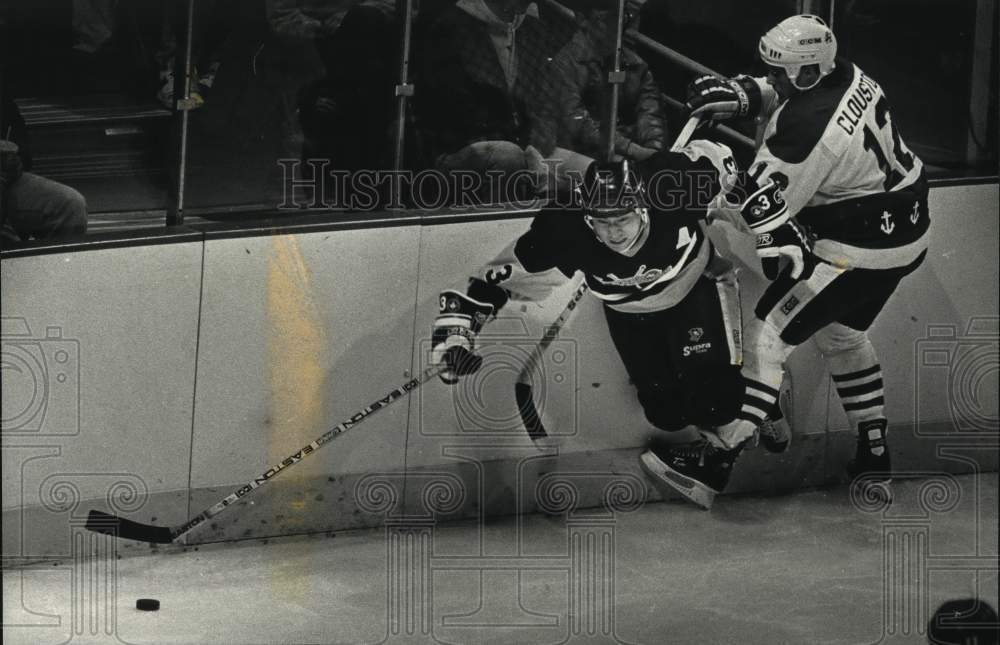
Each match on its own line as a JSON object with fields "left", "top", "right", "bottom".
{"left": 430, "top": 290, "right": 494, "bottom": 384}
{"left": 756, "top": 220, "right": 815, "bottom": 281}
{"left": 685, "top": 75, "right": 760, "bottom": 121}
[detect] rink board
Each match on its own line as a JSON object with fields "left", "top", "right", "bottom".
{"left": 2, "top": 182, "right": 997, "bottom": 562}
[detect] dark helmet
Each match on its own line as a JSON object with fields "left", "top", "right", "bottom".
{"left": 574, "top": 160, "right": 648, "bottom": 217}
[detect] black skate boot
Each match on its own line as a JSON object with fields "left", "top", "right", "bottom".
{"left": 846, "top": 418, "right": 892, "bottom": 505}
{"left": 640, "top": 439, "right": 742, "bottom": 510}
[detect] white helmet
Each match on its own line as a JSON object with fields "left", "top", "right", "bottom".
{"left": 759, "top": 14, "right": 837, "bottom": 90}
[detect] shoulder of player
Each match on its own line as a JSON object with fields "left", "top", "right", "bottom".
{"left": 526, "top": 209, "right": 591, "bottom": 243}
{"left": 640, "top": 148, "right": 725, "bottom": 212}
{"left": 512, "top": 210, "right": 591, "bottom": 272}
{"left": 766, "top": 60, "right": 857, "bottom": 164}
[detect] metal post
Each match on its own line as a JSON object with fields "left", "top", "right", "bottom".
{"left": 168, "top": 0, "right": 196, "bottom": 226}
{"left": 604, "top": 0, "right": 627, "bottom": 162}
{"left": 392, "top": 0, "right": 416, "bottom": 172}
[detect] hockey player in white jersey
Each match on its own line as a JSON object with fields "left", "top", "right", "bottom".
{"left": 429, "top": 151, "right": 790, "bottom": 510}
{"left": 685, "top": 15, "right": 930, "bottom": 500}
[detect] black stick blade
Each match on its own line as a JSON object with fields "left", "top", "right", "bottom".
{"left": 515, "top": 382, "right": 548, "bottom": 441}
{"left": 85, "top": 510, "right": 174, "bottom": 544}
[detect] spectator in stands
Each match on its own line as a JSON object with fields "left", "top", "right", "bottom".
{"left": 554, "top": 0, "right": 666, "bottom": 162}
{"left": 72, "top": 0, "right": 118, "bottom": 56}
{"left": 295, "top": 0, "right": 398, "bottom": 172}
{"left": 266, "top": 0, "right": 361, "bottom": 45}
{"left": 414, "top": 0, "right": 575, "bottom": 198}
{"left": 156, "top": 0, "right": 238, "bottom": 110}
{"left": 1, "top": 88, "right": 88, "bottom": 245}
{"left": 927, "top": 598, "right": 999, "bottom": 645}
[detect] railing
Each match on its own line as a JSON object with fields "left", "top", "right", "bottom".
{"left": 539, "top": 0, "right": 755, "bottom": 150}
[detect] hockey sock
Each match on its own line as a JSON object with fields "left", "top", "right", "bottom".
{"left": 817, "top": 327, "right": 886, "bottom": 431}
{"left": 831, "top": 363, "right": 885, "bottom": 428}
{"left": 715, "top": 317, "right": 791, "bottom": 447}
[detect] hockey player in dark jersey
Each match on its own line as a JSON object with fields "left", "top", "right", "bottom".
{"left": 685, "top": 15, "right": 931, "bottom": 501}
{"left": 429, "top": 147, "right": 789, "bottom": 510}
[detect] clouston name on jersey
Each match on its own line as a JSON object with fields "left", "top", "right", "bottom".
{"left": 835, "top": 72, "right": 881, "bottom": 136}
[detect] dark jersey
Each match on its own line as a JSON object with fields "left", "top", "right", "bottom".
{"left": 467, "top": 145, "right": 739, "bottom": 314}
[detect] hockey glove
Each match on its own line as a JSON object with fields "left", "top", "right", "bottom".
{"left": 686, "top": 75, "right": 761, "bottom": 121}
{"left": 431, "top": 290, "right": 494, "bottom": 384}
{"left": 756, "top": 220, "right": 815, "bottom": 281}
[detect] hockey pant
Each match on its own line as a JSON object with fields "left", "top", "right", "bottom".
{"left": 604, "top": 271, "right": 743, "bottom": 433}
{"left": 718, "top": 251, "right": 925, "bottom": 446}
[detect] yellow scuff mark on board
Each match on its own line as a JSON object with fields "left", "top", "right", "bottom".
{"left": 266, "top": 235, "right": 328, "bottom": 596}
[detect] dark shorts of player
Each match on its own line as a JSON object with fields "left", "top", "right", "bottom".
{"left": 604, "top": 274, "right": 743, "bottom": 433}
{"left": 756, "top": 250, "right": 926, "bottom": 345}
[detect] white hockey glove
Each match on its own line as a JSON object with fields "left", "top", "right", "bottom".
{"left": 686, "top": 75, "right": 761, "bottom": 121}
{"left": 430, "top": 290, "right": 494, "bottom": 384}
{"left": 756, "top": 220, "right": 815, "bottom": 281}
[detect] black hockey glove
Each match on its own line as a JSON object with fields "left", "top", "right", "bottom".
{"left": 756, "top": 220, "right": 815, "bottom": 281}
{"left": 430, "top": 290, "right": 494, "bottom": 384}
{"left": 686, "top": 75, "right": 761, "bottom": 121}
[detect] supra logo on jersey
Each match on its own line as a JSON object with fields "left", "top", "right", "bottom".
{"left": 594, "top": 264, "right": 672, "bottom": 289}
{"left": 688, "top": 327, "right": 704, "bottom": 342}
{"left": 682, "top": 341, "right": 712, "bottom": 357}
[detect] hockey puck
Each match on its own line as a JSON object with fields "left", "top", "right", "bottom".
{"left": 136, "top": 598, "right": 160, "bottom": 611}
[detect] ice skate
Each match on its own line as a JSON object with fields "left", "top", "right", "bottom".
{"left": 757, "top": 378, "right": 792, "bottom": 453}
{"left": 846, "top": 419, "right": 893, "bottom": 505}
{"left": 640, "top": 439, "right": 741, "bottom": 510}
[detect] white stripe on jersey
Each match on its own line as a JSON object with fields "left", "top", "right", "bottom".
{"left": 813, "top": 228, "right": 929, "bottom": 270}
{"left": 604, "top": 241, "right": 710, "bottom": 314}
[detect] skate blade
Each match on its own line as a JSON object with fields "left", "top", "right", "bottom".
{"left": 640, "top": 451, "right": 717, "bottom": 511}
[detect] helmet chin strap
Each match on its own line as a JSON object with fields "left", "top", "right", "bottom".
{"left": 790, "top": 69, "right": 824, "bottom": 91}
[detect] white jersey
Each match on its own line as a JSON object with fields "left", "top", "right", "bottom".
{"left": 748, "top": 61, "right": 929, "bottom": 270}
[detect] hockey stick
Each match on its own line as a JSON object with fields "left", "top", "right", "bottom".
{"left": 515, "top": 116, "right": 704, "bottom": 443}
{"left": 670, "top": 114, "right": 702, "bottom": 152}
{"left": 85, "top": 364, "right": 446, "bottom": 544}
{"left": 515, "top": 278, "right": 590, "bottom": 442}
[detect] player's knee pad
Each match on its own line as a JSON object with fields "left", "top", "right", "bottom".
{"left": 744, "top": 317, "right": 793, "bottom": 372}
{"left": 812, "top": 323, "right": 873, "bottom": 358}
{"left": 682, "top": 364, "right": 744, "bottom": 428}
